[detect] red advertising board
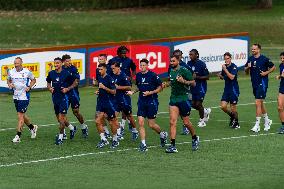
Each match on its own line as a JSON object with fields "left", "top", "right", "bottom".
{"left": 89, "top": 43, "right": 170, "bottom": 79}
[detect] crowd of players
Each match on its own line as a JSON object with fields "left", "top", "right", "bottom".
{"left": 6, "top": 44, "right": 284, "bottom": 153}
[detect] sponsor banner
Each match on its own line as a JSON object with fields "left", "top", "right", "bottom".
{"left": 89, "top": 43, "right": 170, "bottom": 79}
{"left": 174, "top": 37, "right": 249, "bottom": 72}
{"left": 0, "top": 49, "right": 86, "bottom": 91}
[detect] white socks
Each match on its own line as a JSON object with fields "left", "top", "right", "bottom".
{"left": 81, "top": 123, "right": 87, "bottom": 129}
{"left": 141, "top": 140, "right": 146, "bottom": 145}
{"left": 263, "top": 113, "right": 269, "bottom": 123}
{"left": 104, "top": 126, "right": 110, "bottom": 134}
{"left": 255, "top": 117, "right": 261, "bottom": 126}
{"left": 100, "top": 133, "right": 107, "bottom": 141}
{"left": 68, "top": 124, "right": 74, "bottom": 130}
{"left": 58, "top": 134, "right": 63, "bottom": 140}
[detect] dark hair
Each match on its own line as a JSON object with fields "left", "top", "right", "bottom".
{"left": 253, "top": 43, "right": 261, "bottom": 49}
{"left": 54, "top": 57, "right": 62, "bottom": 62}
{"left": 190, "top": 49, "right": 199, "bottom": 58}
{"left": 140, "top": 58, "right": 149, "bottom": 64}
{"left": 98, "top": 64, "right": 107, "bottom": 69}
{"left": 170, "top": 54, "right": 180, "bottom": 60}
{"left": 280, "top": 52, "right": 284, "bottom": 56}
{"left": 15, "top": 57, "right": 23, "bottom": 62}
{"left": 99, "top": 54, "right": 107, "bottom": 58}
{"left": 62, "top": 54, "right": 71, "bottom": 61}
{"left": 117, "top": 46, "right": 129, "bottom": 54}
{"left": 112, "top": 61, "right": 121, "bottom": 67}
{"left": 173, "top": 49, "right": 183, "bottom": 56}
{"left": 224, "top": 52, "right": 232, "bottom": 58}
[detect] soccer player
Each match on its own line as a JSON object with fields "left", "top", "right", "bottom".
{"left": 217, "top": 52, "right": 240, "bottom": 129}
{"left": 46, "top": 57, "right": 78, "bottom": 145}
{"left": 162, "top": 55, "right": 199, "bottom": 153}
{"left": 187, "top": 49, "right": 211, "bottom": 127}
{"left": 245, "top": 43, "right": 275, "bottom": 132}
{"left": 62, "top": 54, "right": 88, "bottom": 138}
{"left": 109, "top": 46, "right": 136, "bottom": 131}
{"left": 276, "top": 52, "right": 284, "bottom": 134}
{"left": 94, "top": 54, "right": 112, "bottom": 138}
{"left": 127, "top": 58, "right": 167, "bottom": 152}
{"left": 111, "top": 62, "right": 139, "bottom": 140}
{"left": 95, "top": 64, "right": 120, "bottom": 149}
{"left": 168, "top": 49, "right": 192, "bottom": 135}
{"left": 7, "top": 57, "right": 38, "bottom": 143}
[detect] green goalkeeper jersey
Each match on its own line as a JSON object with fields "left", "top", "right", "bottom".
{"left": 169, "top": 65, "right": 193, "bottom": 103}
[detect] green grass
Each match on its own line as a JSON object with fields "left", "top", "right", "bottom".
{"left": 0, "top": 72, "right": 284, "bottom": 189}
{"left": 0, "top": 2, "right": 284, "bottom": 49}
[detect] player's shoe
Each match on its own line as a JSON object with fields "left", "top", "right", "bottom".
{"left": 278, "top": 125, "right": 284, "bottom": 134}
{"left": 160, "top": 131, "right": 168, "bottom": 147}
{"left": 197, "top": 120, "right": 206, "bottom": 127}
{"left": 117, "top": 134, "right": 124, "bottom": 141}
{"left": 30, "top": 124, "right": 38, "bottom": 139}
{"left": 63, "top": 133, "right": 67, "bottom": 140}
{"left": 110, "top": 140, "right": 119, "bottom": 149}
{"left": 132, "top": 131, "right": 139, "bottom": 141}
{"left": 204, "top": 108, "right": 211, "bottom": 122}
{"left": 264, "top": 119, "right": 272, "bottom": 131}
{"left": 82, "top": 126, "right": 88, "bottom": 138}
{"left": 250, "top": 124, "right": 260, "bottom": 133}
{"left": 55, "top": 135, "right": 63, "bottom": 145}
{"left": 229, "top": 117, "right": 234, "bottom": 127}
{"left": 12, "top": 135, "right": 20, "bottom": 143}
{"left": 192, "top": 136, "right": 200, "bottom": 151}
{"left": 181, "top": 125, "right": 190, "bottom": 135}
{"left": 96, "top": 139, "right": 109, "bottom": 148}
{"left": 139, "top": 143, "right": 148, "bottom": 152}
{"left": 165, "top": 145, "right": 178, "bottom": 153}
{"left": 70, "top": 126, "right": 77, "bottom": 140}
{"left": 104, "top": 132, "right": 111, "bottom": 139}
{"left": 231, "top": 119, "right": 240, "bottom": 129}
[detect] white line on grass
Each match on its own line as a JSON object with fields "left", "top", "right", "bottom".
{"left": 0, "top": 100, "right": 277, "bottom": 132}
{"left": 0, "top": 132, "right": 277, "bottom": 168}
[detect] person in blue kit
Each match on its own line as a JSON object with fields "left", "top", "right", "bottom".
{"left": 245, "top": 43, "right": 275, "bottom": 132}
{"left": 217, "top": 52, "right": 240, "bottom": 129}
{"left": 276, "top": 52, "right": 284, "bottom": 134}
{"left": 46, "top": 57, "right": 78, "bottom": 145}
{"left": 127, "top": 58, "right": 168, "bottom": 152}
{"left": 95, "top": 63, "right": 120, "bottom": 149}
{"left": 111, "top": 62, "right": 139, "bottom": 140}
{"left": 187, "top": 49, "right": 211, "bottom": 128}
{"left": 167, "top": 49, "right": 192, "bottom": 135}
{"left": 94, "top": 53, "right": 113, "bottom": 138}
{"left": 109, "top": 46, "right": 136, "bottom": 132}
{"left": 62, "top": 54, "right": 88, "bottom": 138}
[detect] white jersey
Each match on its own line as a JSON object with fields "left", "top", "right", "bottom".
{"left": 8, "top": 68, "right": 35, "bottom": 100}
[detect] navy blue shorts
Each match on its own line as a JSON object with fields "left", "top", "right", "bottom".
{"left": 221, "top": 91, "right": 239, "bottom": 104}
{"left": 117, "top": 102, "right": 132, "bottom": 115}
{"left": 96, "top": 99, "right": 117, "bottom": 119}
{"left": 192, "top": 92, "right": 205, "bottom": 101}
{"left": 253, "top": 86, "right": 267, "bottom": 99}
{"left": 169, "top": 100, "right": 191, "bottom": 117}
{"left": 14, "top": 99, "right": 29, "bottom": 113}
{"left": 67, "top": 91, "right": 80, "bottom": 109}
{"left": 137, "top": 99, "right": 159, "bottom": 119}
{"left": 279, "top": 87, "right": 284, "bottom": 94}
{"left": 53, "top": 96, "right": 69, "bottom": 115}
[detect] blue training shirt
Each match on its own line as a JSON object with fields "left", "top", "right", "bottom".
{"left": 245, "top": 55, "right": 274, "bottom": 89}
{"left": 187, "top": 59, "right": 209, "bottom": 94}
{"left": 112, "top": 72, "right": 131, "bottom": 103}
{"left": 279, "top": 63, "right": 284, "bottom": 93}
{"left": 46, "top": 69, "right": 72, "bottom": 101}
{"left": 97, "top": 74, "right": 116, "bottom": 102}
{"left": 95, "top": 64, "right": 113, "bottom": 81}
{"left": 136, "top": 71, "right": 162, "bottom": 102}
{"left": 221, "top": 63, "right": 239, "bottom": 95}
{"left": 63, "top": 65, "right": 80, "bottom": 94}
{"left": 109, "top": 56, "right": 136, "bottom": 77}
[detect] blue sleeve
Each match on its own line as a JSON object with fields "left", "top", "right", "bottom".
{"left": 73, "top": 67, "right": 80, "bottom": 80}
{"left": 221, "top": 70, "right": 225, "bottom": 77}
{"left": 265, "top": 57, "right": 274, "bottom": 68}
{"left": 202, "top": 63, "right": 209, "bottom": 76}
{"left": 46, "top": 72, "right": 52, "bottom": 83}
{"left": 130, "top": 59, "right": 136, "bottom": 72}
{"left": 109, "top": 78, "right": 116, "bottom": 90}
{"left": 122, "top": 76, "right": 131, "bottom": 86}
{"left": 96, "top": 69, "right": 99, "bottom": 80}
{"left": 153, "top": 73, "right": 162, "bottom": 88}
{"left": 231, "top": 66, "right": 238, "bottom": 76}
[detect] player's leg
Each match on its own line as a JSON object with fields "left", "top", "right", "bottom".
{"left": 138, "top": 116, "right": 147, "bottom": 151}
{"left": 109, "top": 116, "right": 120, "bottom": 148}
{"left": 165, "top": 105, "right": 179, "bottom": 153}
{"left": 12, "top": 100, "right": 29, "bottom": 143}
{"left": 126, "top": 112, "right": 139, "bottom": 140}
{"left": 195, "top": 100, "right": 206, "bottom": 127}
{"left": 23, "top": 114, "right": 38, "bottom": 139}
{"left": 278, "top": 93, "right": 284, "bottom": 133}
{"left": 230, "top": 103, "right": 240, "bottom": 129}
{"left": 72, "top": 107, "right": 88, "bottom": 137}
{"left": 261, "top": 97, "right": 272, "bottom": 131}
{"left": 95, "top": 112, "right": 109, "bottom": 148}
{"left": 55, "top": 113, "right": 67, "bottom": 145}
{"left": 220, "top": 100, "right": 234, "bottom": 127}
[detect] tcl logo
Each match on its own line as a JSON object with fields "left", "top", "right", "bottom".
{"left": 89, "top": 44, "right": 170, "bottom": 78}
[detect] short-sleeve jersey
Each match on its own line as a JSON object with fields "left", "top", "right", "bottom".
{"left": 63, "top": 65, "right": 80, "bottom": 94}
{"left": 8, "top": 68, "right": 35, "bottom": 100}
{"left": 97, "top": 74, "right": 116, "bottom": 102}
{"left": 221, "top": 63, "right": 239, "bottom": 94}
{"left": 109, "top": 56, "right": 136, "bottom": 77}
